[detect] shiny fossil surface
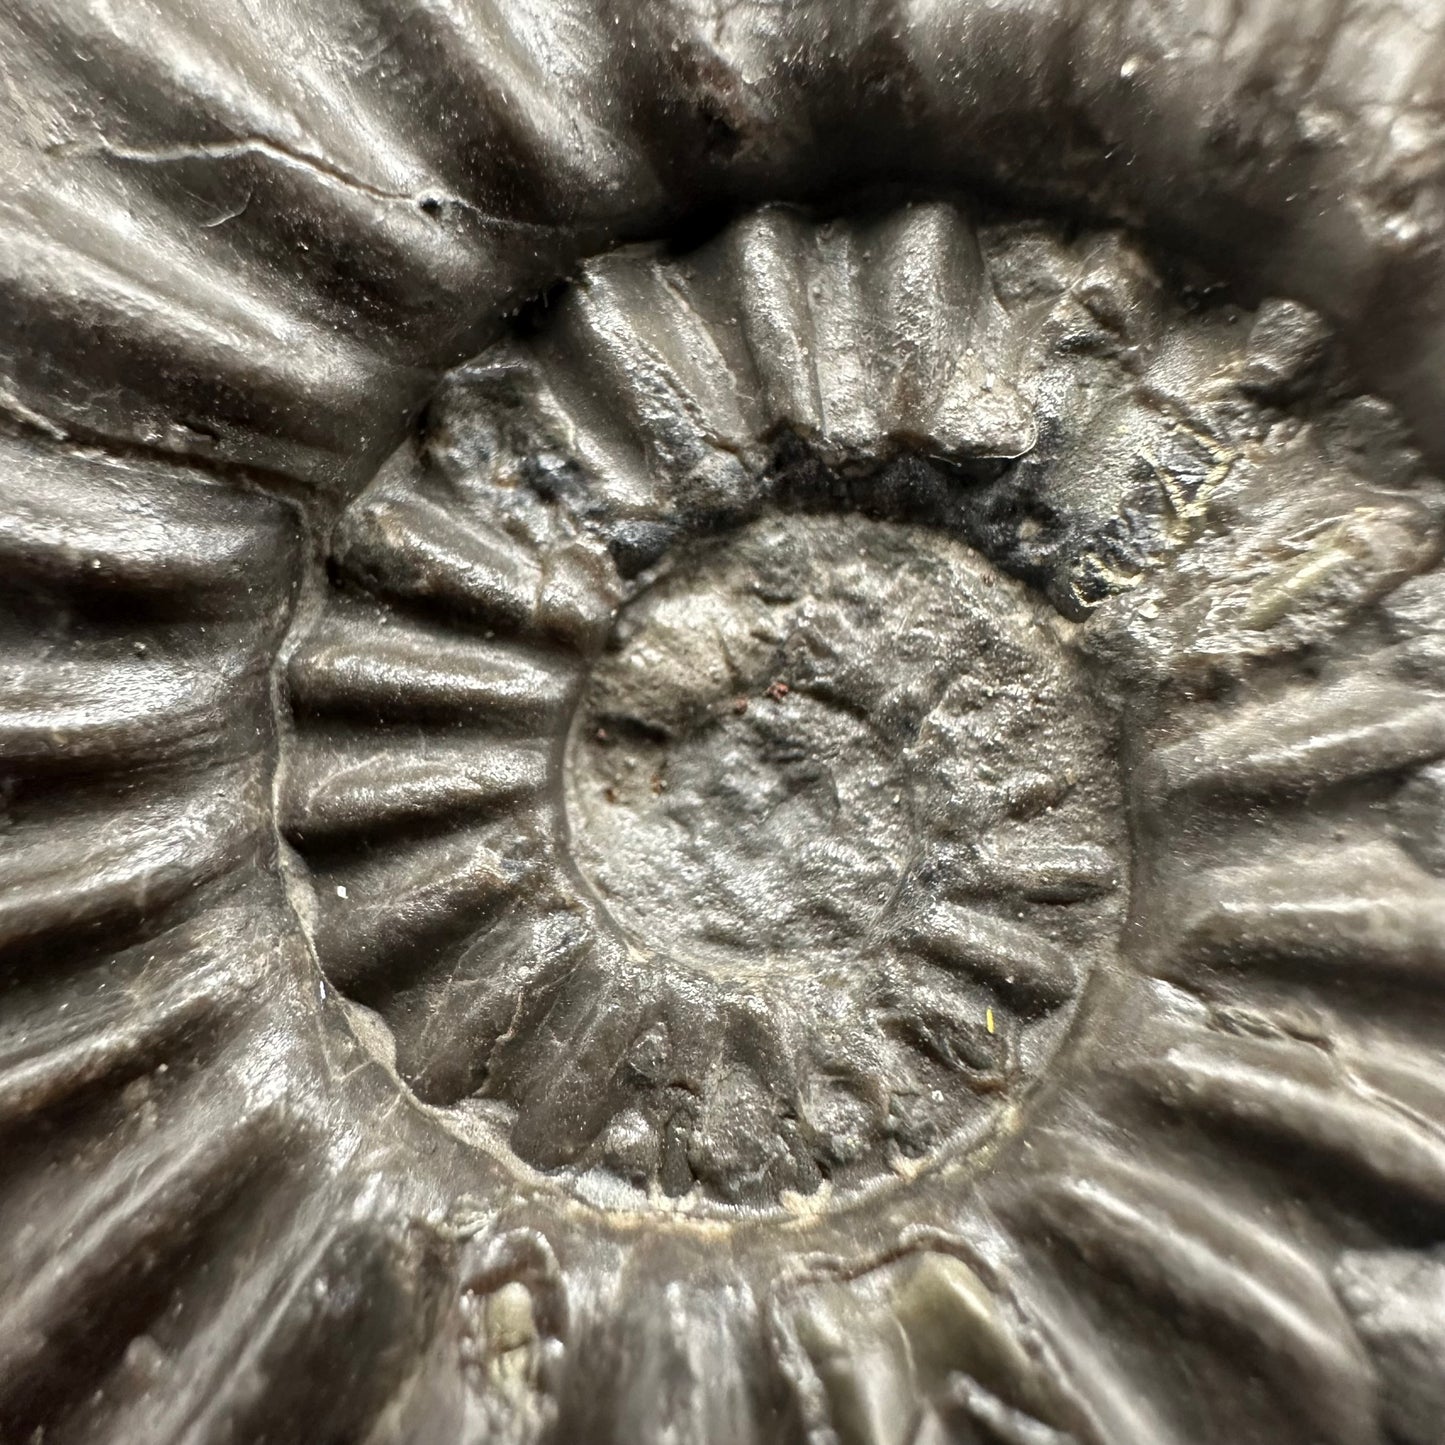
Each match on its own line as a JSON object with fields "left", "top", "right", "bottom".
{"left": 4, "top": 3, "right": 1445, "bottom": 1444}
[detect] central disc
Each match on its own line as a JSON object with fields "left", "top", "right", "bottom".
{"left": 543, "top": 508, "right": 1127, "bottom": 1206}
{"left": 566, "top": 514, "right": 925, "bottom": 972}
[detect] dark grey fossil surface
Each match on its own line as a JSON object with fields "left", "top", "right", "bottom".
{"left": 3, "top": 3, "right": 1445, "bottom": 1443}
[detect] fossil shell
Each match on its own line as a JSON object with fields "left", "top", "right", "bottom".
{"left": 4, "top": 3, "right": 1445, "bottom": 1443}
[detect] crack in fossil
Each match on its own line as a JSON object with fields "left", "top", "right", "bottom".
{"left": 45, "top": 133, "right": 566, "bottom": 235}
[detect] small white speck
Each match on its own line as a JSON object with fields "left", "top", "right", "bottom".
{"left": 336, "top": 884, "right": 348, "bottom": 899}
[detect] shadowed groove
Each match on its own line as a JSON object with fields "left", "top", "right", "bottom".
{"left": 307, "top": 826, "right": 531, "bottom": 995}
{"left": 1016, "top": 1143, "right": 1377, "bottom": 1445}
{"left": 82, "top": 1202, "right": 449, "bottom": 1445}
{"left": 287, "top": 604, "right": 580, "bottom": 729}
{"left": 1160, "top": 842, "right": 1445, "bottom": 985}
{"left": 1133, "top": 1032, "right": 1445, "bottom": 1218}
{"left": 904, "top": 903, "right": 1076, "bottom": 1013}
{"left": 0, "top": 905, "right": 265, "bottom": 1135}
{"left": 281, "top": 734, "right": 547, "bottom": 846}
{"left": 0, "top": 773, "right": 262, "bottom": 960}
{"left": 1142, "top": 675, "right": 1445, "bottom": 802}
{"left": 0, "top": 1092, "right": 295, "bottom": 1438}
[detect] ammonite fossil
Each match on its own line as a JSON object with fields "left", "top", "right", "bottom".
{"left": 4, "top": 2, "right": 1445, "bottom": 1443}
